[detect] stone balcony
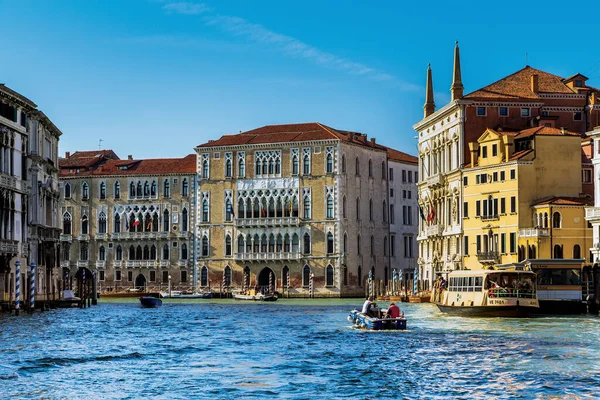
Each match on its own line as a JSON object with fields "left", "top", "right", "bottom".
{"left": 519, "top": 228, "right": 550, "bottom": 238}
{"left": 60, "top": 234, "right": 72, "bottom": 242}
{"left": 159, "top": 260, "right": 169, "bottom": 268}
{"left": 234, "top": 252, "right": 300, "bottom": 261}
{"left": 585, "top": 207, "right": 600, "bottom": 221}
{"left": 477, "top": 251, "right": 500, "bottom": 263}
{"left": 96, "top": 260, "right": 106, "bottom": 268}
{"left": 111, "top": 232, "right": 170, "bottom": 240}
{"left": 77, "top": 260, "right": 89, "bottom": 268}
{"left": 78, "top": 234, "right": 90, "bottom": 241}
{"left": 0, "top": 173, "right": 18, "bottom": 191}
{"left": 235, "top": 217, "right": 299, "bottom": 228}
{"left": 426, "top": 173, "right": 442, "bottom": 187}
{"left": 95, "top": 233, "right": 108, "bottom": 240}
{"left": 177, "top": 260, "right": 189, "bottom": 267}
{"left": 60, "top": 261, "right": 70, "bottom": 268}
{"left": 425, "top": 225, "right": 443, "bottom": 237}
{"left": 0, "top": 239, "right": 19, "bottom": 254}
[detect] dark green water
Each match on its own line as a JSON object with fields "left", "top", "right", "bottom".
{"left": 1, "top": 299, "right": 599, "bottom": 399}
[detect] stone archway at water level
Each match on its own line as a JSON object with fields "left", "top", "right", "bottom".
{"left": 258, "top": 267, "right": 275, "bottom": 289}
{"left": 135, "top": 274, "right": 147, "bottom": 289}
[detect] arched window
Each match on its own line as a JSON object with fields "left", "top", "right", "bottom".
{"left": 341, "top": 155, "right": 346, "bottom": 173}
{"left": 528, "top": 245, "right": 536, "bottom": 259}
{"left": 82, "top": 182, "right": 89, "bottom": 200}
{"left": 163, "top": 244, "right": 170, "bottom": 260}
{"left": 327, "top": 232, "right": 334, "bottom": 254}
{"left": 99, "top": 246, "right": 106, "bottom": 261}
{"left": 80, "top": 243, "right": 88, "bottom": 261}
{"left": 357, "top": 235, "right": 361, "bottom": 255}
{"left": 81, "top": 214, "right": 88, "bottom": 234}
{"left": 64, "top": 183, "right": 71, "bottom": 199}
{"left": 98, "top": 212, "right": 107, "bottom": 233}
{"left": 292, "top": 234, "right": 299, "bottom": 253}
{"left": 152, "top": 212, "right": 159, "bottom": 231}
{"left": 260, "top": 234, "right": 267, "bottom": 253}
{"left": 202, "top": 159, "right": 209, "bottom": 179}
{"left": 151, "top": 181, "right": 157, "bottom": 197}
{"left": 369, "top": 199, "right": 373, "bottom": 221}
{"left": 343, "top": 233, "right": 347, "bottom": 253}
{"left": 201, "top": 266, "right": 208, "bottom": 287}
{"left": 253, "top": 234, "right": 260, "bottom": 253}
{"left": 130, "top": 182, "right": 135, "bottom": 198}
{"left": 553, "top": 244, "right": 563, "bottom": 259}
{"left": 181, "top": 243, "right": 188, "bottom": 260}
{"left": 303, "top": 265, "right": 311, "bottom": 286}
{"left": 129, "top": 245, "right": 135, "bottom": 260}
{"left": 356, "top": 198, "right": 360, "bottom": 220}
{"left": 358, "top": 265, "right": 362, "bottom": 287}
{"left": 202, "top": 199, "right": 209, "bottom": 222}
{"left": 225, "top": 199, "right": 233, "bottom": 222}
{"left": 368, "top": 159, "right": 373, "bottom": 177}
{"left": 381, "top": 161, "right": 386, "bottom": 179}
{"left": 342, "top": 196, "right": 347, "bottom": 218}
{"left": 182, "top": 208, "right": 188, "bottom": 231}
{"left": 143, "top": 245, "right": 150, "bottom": 260}
{"left": 268, "top": 234, "right": 275, "bottom": 252}
{"left": 163, "top": 209, "right": 170, "bottom": 232}
{"left": 326, "top": 153, "right": 333, "bottom": 173}
{"left": 303, "top": 153, "right": 310, "bottom": 174}
{"left": 326, "top": 194, "right": 334, "bottom": 218}
{"left": 544, "top": 212, "right": 549, "bottom": 228}
{"left": 355, "top": 157, "right": 360, "bottom": 176}
{"left": 136, "top": 182, "right": 142, "bottom": 197}
{"left": 303, "top": 233, "right": 311, "bottom": 254}
{"left": 225, "top": 235, "right": 232, "bottom": 256}
{"left": 383, "top": 236, "right": 388, "bottom": 256}
{"left": 573, "top": 244, "right": 581, "bottom": 259}
{"left": 144, "top": 181, "right": 150, "bottom": 197}
{"left": 136, "top": 213, "right": 143, "bottom": 232}
{"left": 202, "top": 236, "right": 209, "bottom": 256}
{"left": 151, "top": 245, "right": 157, "bottom": 259}
{"left": 114, "top": 181, "right": 120, "bottom": 199}
{"left": 282, "top": 265, "right": 289, "bottom": 287}
{"left": 383, "top": 200, "right": 387, "bottom": 222}
{"left": 136, "top": 245, "right": 142, "bottom": 260}
{"left": 182, "top": 178, "right": 189, "bottom": 197}
{"left": 62, "top": 243, "right": 70, "bottom": 261}
{"left": 276, "top": 234, "right": 283, "bottom": 252}
{"left": 116, "top": 245, "right": 122, "bottom": 261}
{"left": 163, "top": 179, "right": 170, "bottom": 198}
{"left": 552, "top": 212, "right": 561, "bottom": 228}
{"left": 303, "top": 195, "right": 311, "bottom": 219}
{"left": 224, "top": 266, "right": 232, "bottom": 286}
{"left": 326, "top": 265, "right": 334, "bottom": 286}
{"left": 99, "top": 182, "right": 106, "bottom": 199}
{"left": 237, "top": 235, "right": 245, "bottom": 253}
{"left": 62, "top": 212, "right": 72, "bottom": 235}
{"left": 292, "top": 153, "right": 299, "bottom": 175}
{"left": 238, "top": 156, "right": 245, "bottom": 178}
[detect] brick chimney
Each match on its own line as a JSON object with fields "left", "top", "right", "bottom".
{"left": 370, "top": 138, "right": 376, "bottom": 145}
{"left": 531, "top": 74, "right": 539, "bottom": 93}
{"left": 65, "top": 151, "right": 70, "bottom": 158}
{"left": 128, "top": 154, "right": 133, "bottom": 160}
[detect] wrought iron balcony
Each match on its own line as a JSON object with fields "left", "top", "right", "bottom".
{"left": 0, "top": 239, "right": 19, "bottom": 254}
{"left": 519, "top": 228, "right": 550, "bottom": 238}
{"left": 234, "top": 252, "right": 300, "bottom": 261}
{"left": 477, "top": 251, "right": 500, "bottom": 263}
{"left": 481, "top": 214, "right": 499, "bottom": 222}
{"left": 234, "top": 217, "right": 299, "bottom": 228}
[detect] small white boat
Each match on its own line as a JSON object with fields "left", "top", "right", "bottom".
{"left": 55, "top": 290, "right": 81, "bottom": 308}
{"left": 233, "top": 291, "right": 278, "bottom": 302}
{"left": 160, "top": 290, "right": 212, "bottom": 299}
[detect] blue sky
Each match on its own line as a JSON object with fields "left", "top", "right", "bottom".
{"left": 2, "top": 0, "right": 600, "bottom": 159}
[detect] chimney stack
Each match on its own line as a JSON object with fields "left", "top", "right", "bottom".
{"left": 370, "top": 138, "right": 376, "bottom": 145}
{"left": 65, "top": 151, "right": 70, "bottom": 158}
{"left": 128, "top": 154, "right": 133, "bottom": 160}
{"left": 531, "top": 74, "right": 539, "bottom": 93}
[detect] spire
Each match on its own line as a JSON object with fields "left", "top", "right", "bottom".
{"left": 424, "top": 63, "right": 435, "bottom": 118}
{"left": 451, "top": 41, "right": 464, "bottom": 101}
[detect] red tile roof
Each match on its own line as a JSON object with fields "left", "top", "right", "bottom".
{"left": 385, "top": 147, "right": 418, "bottom": 164}
{"left": 464, "top": 66, "right": 577, "bottom": 101}
{"left": 197, "top": 122, "right": 386, "bottom": 151}
{"left": 59, "top": 150, "right": 120, "bottom": 169}
{"left": 515, "top": 126, "right": 580, "bottom": 139}
{"left": 509, "top": 149, "right": 534, "bottom": 160}
{"left": 532, "top": 196, "right": 593, "bottom": 206}
{"left": 60, "top": 154, "right": 196, "bottom": 177}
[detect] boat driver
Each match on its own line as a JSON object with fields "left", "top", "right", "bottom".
{"left": 362, "top": 296, "right": 374, "bottom": 315}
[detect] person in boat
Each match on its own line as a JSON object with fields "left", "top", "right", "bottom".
{"left": 369, "top": 302, "right": 381, "bottom": 318}
{"left": 362, "top": 296, "right": 374, "bottom": 315}
{"left": 385, "top": 302, "right": 401, "bottom": 319}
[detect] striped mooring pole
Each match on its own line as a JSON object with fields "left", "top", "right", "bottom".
{"left": 269, "top": 272, "right": 274, "bottom": 293}
{"left": 413, "top": 266, "right": 418, "bottom": 295}
{"left": 15, "top": 260, "right": 20, "bottom": 315}
{"left": 243, "top": 272, "right": 248, "bottom": 292}
{"left": 309, "top": 273, "right": 314, "bottom": 298}
{"left": 287, "top": 269, "right": 290, "bottom": 290}
{"left": 30, "top": 262, "right": 36, "bottom": 311}
{"left": 82, "top": 268, "right": 86, "bottom": 307}
{"left": 222, "top": 272, "right": 226, "bottom": 297}
{"left": 368, "top": 270, "right": 373, "bottom": 298}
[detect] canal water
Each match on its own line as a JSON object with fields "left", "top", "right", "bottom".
{"left": 1, "top": 299, "right": 599, "bottom": 399}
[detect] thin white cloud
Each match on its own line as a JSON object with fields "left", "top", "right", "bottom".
{"left": 156, "top": 1, "right": 418, "bottom": 89}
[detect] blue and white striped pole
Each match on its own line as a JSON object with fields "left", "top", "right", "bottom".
{"left": 368, "top": 270, "right": 373, "bottom": 298}
{"left": 30, "top": 262, "right": 36, "bottom": 311}
{"left": 413, "top": 267, "right": 418, "bottom": 295}
{"left": 15, "top": 260, "right": 20, "bottom": 314}
{"left": 82, "top": 268, "right": 86, "bottom": 307}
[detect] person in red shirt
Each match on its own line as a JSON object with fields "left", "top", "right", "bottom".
{"left": 385, "top": 302, "right": 402, "bottom": 318}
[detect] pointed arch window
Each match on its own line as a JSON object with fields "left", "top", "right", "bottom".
{"left": 326, "top": 265, "right": 334, "bottom": 286}
{"left": 136, "top": 182, "right": 142, "bottom": 197}
{"left": 303, "top": 195, "right": 311, "bottom": 219}
{"left": 383, "top": 200, "right": 387, "bottom": 222}
{"left": 238, "top": 154, "right": 245, "bottom": 178}
{"left": 356, "top": 198, "right": 361, "bottom": 220}
{"left": 151, "top": 181, "right": 157, "bottom": 197}
{"left": 383, "top": 235, "right": 388, "bottom": 256}
{"left": 327, "top": 232, "right": 334, "bottom": 254}
{"left": 136, "top": 245, "right": 142, "bottom": 260}
{"left": 182, "top": 178, "right": 189, "bottom": 197}
{"left": 163, "top": 209, "right": 170, "bottom": 232}
{"left": 143, "top": 245, "right": 150, "bottom": 260}
{"left": 99, "top": 182, "right": 106, "bottom": 199}
{"left": 292, "top": 149, "right": 299, "bottom": 175}
{"left": 358, "top": 265, "right": 362, "bottom": 287}
{"left": 342, "top": 196, "right": 347, "bottom": 218}
{"left": 224, "top": 265, "right": 232, "bottom": 286}
{"left": 326, "top": 194, "right": 334, "bottom": 219}
{"left": 202, "top": 199, "right": 209, "bottom": 222}
{"left": 341, "top": 155, "right": 346, "bottom": 173}
{"left": 202, "top": 159, "right": 209, "bottom": 179}
{"left": 116, "top": 245, "right": 123, "bottom": 261}
{"left": 225, "top": 235, "right": 232, "bottom": 256}
{"left": 130, "top": 182, "right": 135, "bottom": 198}
{"left": 182, "top": 208, "right": 188, "bottom": 232}
{"left": 326, "top": 153, "right": 333, "bottom": 173}
{"left": 151, "top": 245, "right": 157, "bottom": 259}
{"left": 369, "top": 199, "right": 373, "bottom": 221}
{"left": 80, "top": 242, "right": 88, "bottom": 261}
{"left": 64, "top": 183, "right": 71, "bottom": 199}
{"left": 368, "top": 159, "right": 373, "bottom": 177}
{"left": 63, "top": 243, "right": 70, "bottom": 261}
{"left": 303, "top": 265, "right": 311, "bottom": 287}
{"left": 357, "top": 235, "right": 361, "bottom": 255}
{"left": 144, "top": 213, "right": 152, "bottom": 232}
{"left": 343, "top": 265, "right": 348, "bottom": 286}
{"left": 163, "top": 244, "right": 169, "bottom": 260}
{"left": 238, "top": 235, "right": 245, "bottom": 253}
{"left": 81, "top": 214, "right": 88, "bottom": 234}
{"left": 129, "top": 245, "right": 135, "bottom": 260}
{"left": 355, "top": 157, "right": 360, "bottom": 176}
{"left": 225, "top": 198, "right": 233, "bottom": 222}
{"left": 201, "top": 266, "right": 208, "bottom": 287}
{"left": 163, "top": 179, "right": 170, "bottom": 198}
{"left": 291, "top": 234, "right": 299, "bottom": 253}
{"left": 202, "top": 236, "right": 209, "bottom": 256}
{"left": 343, "top": 233, "right": 347, "bottom": 253}
{"left": 62, "top": 212, "right": 72, "bottom": 235}
{"left": 303, "top": 233, "right": 311, "bottom": 254}
{"left": 82, "top": 182, "right": 89, "bottom": 200}
{"left": 303, "top": 149, "right": 311, "bottom": 175}
{"left": 370, "top": 235, "right": 374, "bottom": 255}
{"left": 152, "top": 212, "right": 159, "bottom": 231}
{"left": 144, "top": 181, "right": 150, "bottom": 197}
{"left": 98, "top": 211, "right": 107, "bottom": 233}
{"left": 114, "top": 181, "right": 120, "bottom": 199}
{"left": 181, "top": 243, "right": 188, "bottom": 260}
{"left": 381, "top": 161, "right": 386, "bottom": 179}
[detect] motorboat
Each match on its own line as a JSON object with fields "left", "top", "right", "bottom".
{"left": 55, "top": 290, "right": 81, "bottom": 308}
{"left": 348, "top": 309, "right": 407, "bottom": 330}
{"left": 139, "top": 296, "right": 162, "bottom": 308}
{"left": 160, "top": 290, "right": 212, "bottom": 299}
{"left": 233, "top": 290, "right": 278, "bottom": 302}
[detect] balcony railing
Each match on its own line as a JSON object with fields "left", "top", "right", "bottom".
{"left": 159, "top": 260, "right": 169, "bottom": 268}
{"left": 425, "top": 225, "right": 443, "bottom": 236}
{"left": 111, "top": 232, "right": 168, "bottom": 240}
{"left": 78, "top": 234, "right": 90, "bottom": 241}
{"left": 178, "top": 260, "right": 189, "bottom": 267}
{"left": 235, "top": 217, "right": 299, "bottom": 228}
{"left": 95, "top": 233, "right": 108, "bottom": 240}
{"left": 0, "top": 239, "right": 19, "bottom": 254}
{"left": 60, "top": 261, "right": 70, "bottom": 268}
{"left": 113, "top": 261, "right": 123, "bottom": 268}
{"left": 426, "top": 173, "right": 442, "bottom": 187}
{"left": 477, "top": 251, "right": 500, "bottom": 263}
{"left": 0, "top": 173, "right": 18, "bottom": 191}
{"left": 585, "top": 207, "right": 600, "bottom": 220}
{"left": 96, "top": 260, "right": 106, "bottom": 268}
{"left": 234, "top": 252, "right": 300, "bottom": 261}
{"left": 519, "top": 228, "right": 550, "bottom": 238}
{"left": 481, "top": 214, "right": 499, "bottom": 222}
{"left": 60, "top": 234, "right": 72, "bottom": 242}
{"left": 77, "top": 260, "right": 89, "bottom": 268}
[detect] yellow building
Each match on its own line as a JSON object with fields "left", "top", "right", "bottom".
{"left": 462, "top": 126, "right": 590, "bottom": 269}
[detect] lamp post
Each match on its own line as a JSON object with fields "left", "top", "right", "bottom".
{"left": 168, "top": 275, "right": 172, "bottom": 298}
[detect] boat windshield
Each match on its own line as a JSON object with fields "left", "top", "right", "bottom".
{"left": 485, "top": 273, "right": 536, "bottom": 299}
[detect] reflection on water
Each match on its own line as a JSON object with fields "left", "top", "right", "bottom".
{"left": 0, "top": 299, "right": 599, "bottom": 398}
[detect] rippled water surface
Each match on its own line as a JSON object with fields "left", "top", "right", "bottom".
{"left": 1, "top": 299, "right": 599, "bottom": 399}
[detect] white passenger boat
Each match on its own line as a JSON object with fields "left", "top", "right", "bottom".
{"left": 432, "top": 267, "right": 539, "bottom": 317}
